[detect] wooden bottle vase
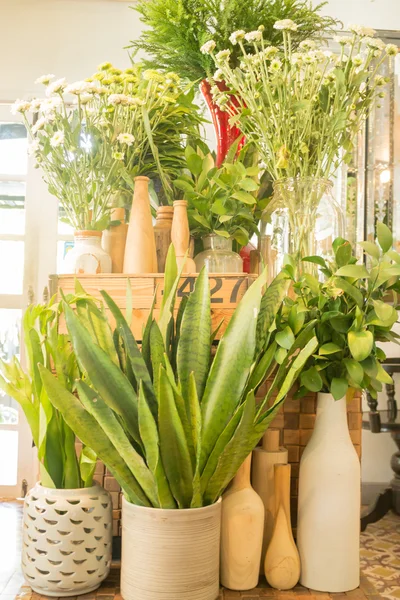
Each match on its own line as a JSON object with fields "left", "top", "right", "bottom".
{"left": 264, "top": 464, "right": 300, "bottom": 590}
{"left": 251, "top": 429, "right": 288, "bottom": 572}
{"left": 220, "top": 454, "right": 264, "bottom": 591}
{"left": 102, "top": 207, "right": 128, "bottom": 273}
{"left": 171, "top": 200, "right": 196, "bottom": 273}
{"left": 123, "top": 176, "right": 157, "bottom": 273}
{"left": 154, "top": 205, "right": 173, "bottom": 273}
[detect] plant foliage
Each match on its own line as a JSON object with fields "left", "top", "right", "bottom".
{"left": 40, "top": 247, "right": 318, "bottom": 508}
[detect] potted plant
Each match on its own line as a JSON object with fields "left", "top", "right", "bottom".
{"left": 39, "top": 247, "right": 319, "bottom": 600}
{"left": 0, "top": 299, "right": 113, "bottom": 597}
{"left": 130, "top": 0, "right": 339, "bottom": 165}
{"left": 174, "top": 143, "right": 267, "bottom": 272}
{"left": 203, "top": 24, "right": 398, "bottom": 276}
{"left": 281, "top": 226, "right": 400, "bottom": 592}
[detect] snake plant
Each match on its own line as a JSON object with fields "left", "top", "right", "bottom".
{"left": 40, "top": 247, "right": 318, "bottom": 508}
{"left": 0, "top": 300, "right": 96, "bottom": 489}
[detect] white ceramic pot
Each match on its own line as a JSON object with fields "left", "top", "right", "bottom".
{"left": 121, "top": 497, "right": 221, "bottom": 600}
{"left": 62, "top": 231, "right": 112, "bottom": 274}
{"left": 297, "top": 393, "right": 360, "bottom": 592}
{"left": 22, "top": 483, "right": 113, "bottom": 597}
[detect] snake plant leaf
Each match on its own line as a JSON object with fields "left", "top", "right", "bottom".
{"left": 62, "top": 421, "right": 82, "bottom": 489}
{"left": 0, "top": 368, "right": 39, "bottom": 447}
{"left": 38, "top": 385, "right": 64, "bottom": 489}
{"left": 177, "top": 267, "right": 211, "bottom": 401}
{"left": 161, "top": 244, "right": 178, "bottom": 313}
{"left": 27, "top": 327, "right": 44, "bottom": 402}
{"left": 204, "top": 389, "right": 256, "bottom": 505}
{"left": 159, "top": 246, "right": 186, "bottom": 344}
{"left": 84, "top": 300, "right": 119, "bottom": 366}
{"left": 63, "top": 302, "right": 141, "bottom": 445}
{"left": 101, "top": 290, "right": 157, "bottom": 416}
{"left": 245, "top": 341, "right": 278, "bottom": 396}
{"left": 138, "top": 381, "right": 176, "bottom": 508}
{"left": 76, "top": 380, "right": 159, "bottom": 506}
{"left": 79, "top": 445, "right": 97, "bottom": 488}
{"left": 255, "top": 272, "right": 291, "bottom": 356}
{"left": 158, "top": 366, "right": 193, "bottom": 508}
{"left": 171, "top": 294, "right": 189, "bottom": 370}
{"left": 150, "top": 320, "right": 166, "bottom": 398}
{"left": 39, "top": 365, "right": 150, "bottom": 506}
{"left": 200, "top": 268, "right": 268, "bottom": 472}
{"left": 142, "top": 290, "right": 157, "bottom": 377}
{"left": 188, "top": 373, "right": 202, "bottom": 508}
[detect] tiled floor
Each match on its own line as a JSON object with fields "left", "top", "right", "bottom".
{"left": 1, "top": 501, "right": 399, "bottom": 600}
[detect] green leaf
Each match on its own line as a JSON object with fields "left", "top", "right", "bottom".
{"left": 187, "top": 153, "right": 203, "bottom": 176}
{"left": 377, "top": 222, "right": 393, "bottom": 253}
{"left": 332, "top": 277, "right": 363, "bottom": 309}
{"left": 335, "top": 241, "right": 352, "bottom": 267}
{"left": 79, "top": 446, "right": 97, "bottom": 488}
{"left": 335, "top": 265, "right": 369, "bottom": 279}
{"left": 343, "top": 359, "right": 364, "bottom": 385}
{"left": 331, "top": 377, "right": 348, "bottom": 401}
{"left": 373, "top": 299, "right": 396, "bottom": 322}
{"left": 348, "top": 330, "right": 374, "bottom": 362}
{"left": 359, "top": 241, "right": 380, "bottom": 260}
{"left": 177, "top": 267, "right": 211, "bottom": 402}
{"left": 319, "top": 343, "right": 342, "bottom": 355}
{"left": 275, "top": 326, "right": 295, "bottom": 350}
{"left": 301, "top": 366, "right": 323, "bottom": 392}
{"left": 239, "top": 178, "right": 258, "bottom": 192}
{"left": 231, "top": 190, "right": 257, "bottom": 205}
{"left": 302, "top": 255, "right": 327, "bottom": 268}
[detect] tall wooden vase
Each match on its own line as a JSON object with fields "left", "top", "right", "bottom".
{"left": 171, "top": 200, "right": 196, "bottom": 273}
{"left": 220, "top": 454, "right": 264, "bottom": 591}
{"left": 252, "top": 429, "right": 288, "bottom": 571}
{"left": 297, "top": 393, "right": 360, "bottom": 592}
{"left": 154, "top": 206, "right": 173, "bottom": 272}
{"left": 265, "top": 464, "right": 300, "bottom": 590}
{"left": 123, "top": 176, "right": 157, "bottom": 273}
{"left": 102, "top": 207, "right": 128, "bottom": 273}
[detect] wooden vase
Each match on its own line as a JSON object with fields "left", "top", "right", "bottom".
{"left": 171, "top": 200, "right": 197, "bottom": 273}
{"left": 251, "top": 429, "right": 288, "bottom": 571}
{"left": 123, "top": 176, "right": 157, "bottom": 274}
{"left": 220, "top": 454, "right": 264, "bottom": 591}
{"left": 102, "top": 207, "right": 128, "bottom": 273}
{"left": 264, "top": 464, "right": 300, "bottom": 590}
{"left": 154, "top": 205, "right": 173, "bottom": 272}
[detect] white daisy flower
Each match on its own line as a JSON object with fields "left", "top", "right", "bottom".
{"left": 215, "top": 49, "right": 231, "bottom": 63}
{"left": 50, "top": 131, "right": 65, "bottom": 147}
{"left": 348, "top": 24, "right": 376, "bottom": 37}
{"left": 35, "top": 74, "right": 55, "bottom": 85}
{"left": 353, "top": 54, "right": 364, "bottom": 67}
{"left": 40, "top": 96, "right": 62, "bottom": 113}
{"left": 299, "top": 39, "right": 316, "bottom": 51}
{"left": 364, "top": 37, "right": 385, "bottom": 50}
{"left": 200, "top": 40, "right": 216, "bottom": 54}
{"left": 245, "top": 30, "right": 263, "bottom": 43}
{"left": 213, "top": 69, "right": 224, "bottom": 82}
{"left": 65, "top": 81, "right": 96, "bottom": 95}
{"left": 127, "top": 97, "right": 145, "bottom": 107}
{"left": 229, "top": 30, "right": 246, "bottom": 45}
{"left": 262, "top": 46, "right": 279, "bottom": 59}
{"left": 29, "top": 98, "right": 42, "bottom": 113}
{"left": 31, "top": 117, "right": 48, "bottom": 134}
{"left": 112, "top": 151, "right": 125, "bottom": 161}
{"left": 46, "top": 78, "right": 67, "bottom": 97}
{"left": 28, "top": 140, "right": 40, "bottom": 156}
{"left": 11, "top": 99, "right": 31, "bottom": 115}
{"left": 108, "top": 93, "right": 130, "bottom": 105}
{"left": 273, "top": 19, "right": 298, "bottom": 31}
{"left": 117, "top": 133, "right": 135, "bottom": 146}
{"left": 269, "top": 58, "right": 282, "bottom": 72}
{"left": 385, "top": 44, "right": 398, "bottom": 56}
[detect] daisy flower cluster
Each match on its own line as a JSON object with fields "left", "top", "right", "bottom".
{"left": 201, "top": 21, "right": 397, "bottom": 181}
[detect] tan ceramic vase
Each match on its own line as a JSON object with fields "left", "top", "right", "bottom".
{"left": 123, "top": 176, "right": 157, "bottom": 273}
{"left": 252, "top": 429, "right": 288, "bottom": 571}
{"left": 121, "top": 497, "right": 221, "bottom": 600}
{"left": 102, "top": 207, "right": 128, "bottom": 273}
{"left": 264, "top": 464, "right": 300, "bottom": 590}
{"left": 220, "top": 454, "right": 264, "bottom": 591}
{"left": 171, "top": 200, "right": 196, "bottom": 273}
{"left": 154, "top": 205, "right": 173, "bottom": 272}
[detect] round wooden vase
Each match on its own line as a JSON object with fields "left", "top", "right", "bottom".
{"left": 154, "top": 205, "right": 173, "bottom": 272}
{"left": 252, "top": 429, "right": 288, "bottom": 571}
{"left": 171, "top": 200, "right": 196, "bottom": 273}
{"left": 297, "top": 393, "right": 360, "bottom": 592}
{"left": 264, "top": 464, "right": 300, "bottom": 590}
{"left": 121, "top": 497, "right": 221, "bottom": 600}
{"left": 220, "top": 454, "right": 264, "bottom": 591}
{"left": 123, "top": 176, "right": 157, "bottom": 273}
{"left": 102, "top": 208, "right": 128, "bottom": 273}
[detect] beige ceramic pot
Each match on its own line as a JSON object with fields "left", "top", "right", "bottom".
{"left": 121, "top": 497, "right": 221, "bottom": 600}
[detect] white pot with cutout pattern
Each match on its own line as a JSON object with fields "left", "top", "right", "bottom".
{"left": 22, "top": 483, "right": 113, "bottom": 597}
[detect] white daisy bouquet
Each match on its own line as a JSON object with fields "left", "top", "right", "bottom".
{"left": 13, "top": 64, "right": 200, "bottom": 229}
{"left": 201, "top": 22, "right": 398, "bottom": 181}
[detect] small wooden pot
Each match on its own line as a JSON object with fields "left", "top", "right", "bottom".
{"left": 121, "top": 497, "right": 221, "bottom": 600}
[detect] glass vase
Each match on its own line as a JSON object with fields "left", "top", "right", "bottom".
{"left": 259, "top": 177, "right": 344, "bottom": 279}
{"left": 194, "top": 235, "right": 243, "bottom": 273}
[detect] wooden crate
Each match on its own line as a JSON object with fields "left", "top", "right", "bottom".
{"left": 49, "top": 273, "right": 257, "bottom": 341}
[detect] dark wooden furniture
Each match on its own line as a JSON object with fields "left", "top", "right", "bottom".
{"left": 361, "top": 358, "right": 400, "bottom": 531}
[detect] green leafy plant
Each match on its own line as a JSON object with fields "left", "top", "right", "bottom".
{"left": 39, "top": 247, "right": 318, "bottom": 508}
{"left": 175, "top": 143, "right": 267, "bottom": 245}
{"left": 0, "top": 301, "right": 96, "bottom": 489}
{"left": 282, "top": 223, "right": 400, "bottom": 401}
{"left": 131, "top": 0, "right": 339, "bottom": 81}
{"left": 205, "top": 24, "right": 398, "bottom": 180}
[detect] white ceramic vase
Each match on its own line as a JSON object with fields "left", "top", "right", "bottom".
{"left": 22, "top": 483, "right": 113, "bottom": 597}
{"left": 297, "top": 392, "right": 361, "bottom": 592}
{"left": 121, "top": 497, "right": 221, "bottom": 600}
{"left": 62, "top": 231, "right": 112, "bottom": 274}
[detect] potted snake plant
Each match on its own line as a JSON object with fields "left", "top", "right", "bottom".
{"left": 40, "top": 247, "right": 318, "bottom": 600}
{"left": 0, "top": 300, "right": 112, "bottom": 597}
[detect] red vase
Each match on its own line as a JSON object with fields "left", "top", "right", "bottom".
{"left": 200, "top": 79, "right": 245, "bottom": 167}
{"left": 240, "top": 242, "right": 256, "bottom": 274}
